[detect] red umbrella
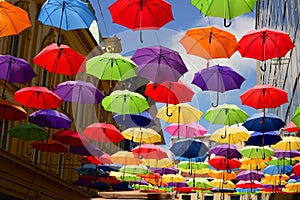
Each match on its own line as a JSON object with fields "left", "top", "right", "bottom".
{"left": 34, "top": 43, "right": 85, "bottom": 76}
{"left": 31, "top": 140, "right": 68, "bottom": 153}
{"left": 52, "top": 130, "right": 88, "bottom": 146}
{"left": 238, "top": 28, "right": 294, "bottom": 71}
{"left": 236, "top": 180, "right": 262, "bottom": 189}
{"left": 240, "top": 84, "right": 288, "bottom": 109}
{"left": 0, "top": 99, "right": 27, "bottom": 120}
{"left": 83, "top": 153, "right": 113, "bottom": 165}
{"left": 82, "top": 122, "right": 124, "bottom": 143}
{"left": 131, "top": 144, "right": 168, "bottom": 159}
{"left": 284, "top": 122, "right": 300, "bottom": 133}
{"left": 109, "top": 0, "right": 173, "bottom": 42}
{"left": 208, "top": 156, "right": 241, "bottom": 171}
{"left": 145, "top": 81, "right": 194, "bottom": 105}
{"left": 14, "top": 86, "right": 62, "bottom": 109}
{"left": 293, "top": 163, "right": 300, "bottom": 176}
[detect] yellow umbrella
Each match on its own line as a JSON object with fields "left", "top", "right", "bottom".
{"left": 156, "top": 103, "right": 203, "bottom": 124}
{"left": 181, "top": 168, "right": 209, "bottom": 175}
{"left": 122, "top": 128, "right": 161, "bottom": 143}
{"left": 261, "top": 174, "right": 288, "bottom": 185}
{"left": 110, "top": 151, "right": 141, "bottom": 165}
{"left": 208, "top": 170, "right": 236, "bottom": 180}
{"left": 161, "top": 174, "right": 185, "bottom": 183}
{"left": 210, "top": 179, "right": 235, "bottom": 189}
{"left": 210, "top": 126, "right": 250, "bottom": 144}
{"left": 142, "top": 158, "right": 173, "bottom": 168}
{"left": 272, "top": 136, "right": 300, "bottom": 151}
{"left": 240, "top": 158, "right": 269, "bottom": 170}
{"left": 285, "top": 182, "right": 300, "bottom": 192}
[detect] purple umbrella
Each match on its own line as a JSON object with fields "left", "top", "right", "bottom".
{"left": 130, "top": 179, "right": 149, "bottom": 186}
{"left": 150, "top": 167, "right": 179, "bottom": 175}
{"left": 167, "top": 182, "right": 188, "bottom": 188}
{"left": 0, "top": 55, "right": 36, "bottom": 98}
{"left": 236, "top": 170, "right": 264, "bottom": 181}
{"left": 54, "top": 80, "right": 104, "bottom": 104}
{"left": 192, "top": 65, "right": 245, "bottom": 106}
{"left": 274, "top": 150, "right": 300, "bottom": 158}
{"left": 29, "top": 109, "right": 72, "bottom": 129}
{"left": 131, "top": 46, "right": 188, "bottom": 83}
{"left": 69, "top": 143, "right": 103, "bottom": 156}
{"left": 290, "top": 173, "right": 300, "bottom": 181}
{"left": 209, "top": 144, "right": 242, "bottom": 159}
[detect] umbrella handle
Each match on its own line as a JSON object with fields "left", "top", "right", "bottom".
{"left": 223, "top": 18, "right": 232, "bottom": 27}
{"left": 189, "top": 169, "right": 193, "bottom": 175}
{"left": 66, "top": 153, "right": 72, "bottom": 161}
{"left": 140, "top": 31, "right": 143, "bottom": 43}
{"left": 166, "top": 107, "right": 173, "bottom": 117}
{"left": 221, "top": 132, "right": 227, "bottom": 139}
{"left": 223, "top": 179, "right": 228, "bottom": 184}
{"left": 26, "top": 148, "right": 32, "bottom": 156}
{"left": 211, "top": 91, "right": 219, "bottom": 107}
{"left": 260, "top": 63, "right": 267, "bottom": 72}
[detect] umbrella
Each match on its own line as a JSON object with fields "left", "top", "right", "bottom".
{"left": 267, "top": 158, "right": 295, "bottom": 166}
{"left": 293, "top": 163, "right": 300, "bottom": 176}
{"left": 192, "top": 65, "right": 245, "bottom": 106}
{"left": 284, "top": 182, "right": 300, "bottom": 193}
{"left": 142, "top": 158, "right": 173, "bottom": 168}
{"left": 208, "top": 170, "right": 236, "bottom": 180}
{"left": 241, "top": 146, "right": 274, "bottom": 159}
{"left": 119, "top": 165, "right": 152, "bottom": 175}
{"left": 14, "top": 86, "right": 62, "bottom": 109}
{"left": 264, "top": 165, "right": 293, "bottom": 175}
{"left": 284, "top": 122, "right": 300, "bottom": 133}
{"left": 272, "top": 136, "right": 300, "bottom": 151}
{"left": 179, "top": 26, "right": 239, "bottom": 61}
{"left": 29, "top": 109, "right": 72, "bottom": 129}
{"left": 243, "top": 112, "right": 285, "bottom": 132}
{"left": 274, "top": 150, "right": 300, "bottom": 158}
{"left": 0, "top": 99, "right": 27, "bottom": 121}
{"left": 0, "top": 55, "right": 36, "bottom": 98}
{"left": 31, "top": 139, "right": 68, "bottom": 153}
{"left": 240, "top": 158, "right": 269, "bottom": 171}
{"left": 236, "top": 170, "right": 264, "bottom": 181}
{"left": 0, "top": 1, "right": 31, "bottom": 37}
{"left": 131, "top": 144, "right": 167, "bottom": 159}
{"left": 101, "top": 90, "right": 149, "bottom": 114}
{"left": 131, "top": 46, "right": 188, "bottom": 83}
{"left": 110, "top": 171, "right": 141, "bottom": 182}
{"left": 38, "top": 0, "right": 96, "bottom": 45}
{"left": 34, "top": 43, "right": 85, "bottom": 76}
{"left": 177, "top": 161, "right": 209, "bottom": 175}
{"left": 238, "top": 28, "right": 294, "bottom": 71}
{"left": 245, "top": 131, "right": 282, "bottom": 146}
{"left": 76, "top": 164, "right": 105, "bottom": 177}
{"left": 69, "top": 143, "right": 103, "bottom": 156}
{"left": 261, "top": 174, "right": 289, "bottom": 185}
{"left": 208, "top": 156, "right": 241, "bottom": 171}
{"left": 121, "top": 128, "right": 161, "bottom": 144}
{"left": 240, "top": 84, "right": 288, "bottom": 109}
{"left": 109, "top": 0, "right": 173, "bottom": 42}
{"left": 113, "top": 182, "right": 133, "bottom": 191}
{"left": 169, "top": 138, "right": 209, "bottom": 159}
{"left": 191, "top": 0, "right": 257, "bottom": 27}
{"left": 52, "top": 130, "right": 87, "bottom": 146}
{"left": 210, "top": 126, "right": 250, "bottom": 144}
{"left": 8, "top": 123, "right": 48, "bottom": 141}
{"left": 112, "top": 111, "right": 154, "bottom": 129}
{"left": 110, "top": 151, "right": 140, "bottom": 166}
{"left": 187, "top": 178, "right": 211, "bottom": 189}
{"left": 82, "top": 122, "right": 124, "bottom": 143}
{"left": 210, "top": 179, "right": 235, "bottom": 189}
{"left": 86, "top": 53, "right": 138, "bottom": 89}
{"left": 161, "top": 174, "right": 185, "bottom": 183}
{"left": 209, "top": 144, "right": 242, "bottom": 159}
{"left": 236, "top": 180, "right": 262, "bottom": 189}
{"left": 150, "top": 167, "right": 178, "bottom": 175}
{"left": 54, "top": 80, "right": 104, "bottom": 104}
{"left": 292, "top": 106, "right": 300, "bottom": 128}
{"left": 83, "top": 153, "right": 113, "bottom": 165}
{"left": 164, "top": 122, "right": 207, "bottom": 138}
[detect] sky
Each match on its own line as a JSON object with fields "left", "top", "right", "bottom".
{"left": 89, "top": 0, "right": 259, "bottom": 148}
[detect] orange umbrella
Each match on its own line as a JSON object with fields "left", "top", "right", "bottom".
{"left": 0, "top": 0, "right": 31, "bottom": 37}
{"left": 180, "top": 26, "right": 239, "bottom": 61}
{"left": 110, "top": 151, "right": 141, "bottom": 166}
{"left": 208, "top": 170, "right": 236, "bottom": 180}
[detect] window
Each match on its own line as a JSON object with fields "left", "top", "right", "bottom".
{"left": 0, "top": 120, "right": 11, "bottom": 150}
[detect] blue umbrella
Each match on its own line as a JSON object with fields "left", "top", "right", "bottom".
{"left": 245, "top": 131, "right": 282, "bottom": 146}
{"left": 112, "top": 111, "right": 154, "bottom": 129}
{"left": 264, "top": 165, "right": 292, "bottom": 175}
{"left": 243, "top": 112, "right": 285, "bottom": 132}
{"left": 38, "top": 0, "right": 96, "bottom": 44}
{"left": 174, "top": 153, "right": 209, "bottom": 162}
{"left": 97, "top": 164, "right": 122, "bottom": 172}
{"left": 170, "top": 138, "right": 209, "bottom": 159}
{"left": 29, "top": 109, "right": 72, "bottom": 129}
{"left": 90, "top": 182, "right": 110, "bottom": 190}
{"left": 76, "top": 164, "right": 105, "bottom": 177}
{"left": 112, "top": 182, "right": 133, "bottom": 191}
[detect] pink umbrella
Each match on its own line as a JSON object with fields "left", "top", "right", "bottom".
{"left": 131, "top": 144, "right": 168, "bottom": 159}
{"left": 164, "top": 122, "right": 207, "bottom": 138}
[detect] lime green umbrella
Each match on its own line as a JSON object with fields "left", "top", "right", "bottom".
{"left": 110, "top": 171, "right": 141, "bottom": 182}
{"left": 291, "top": 106, "right": 300, "bottom": 128}
{"left": 204, "top": 104, "right": 248, "bottom": 126}
{"left": 102, "top": 90, "right": 150, "bottom": 114}
{"left": 267, "top": 158, "right": 295, "bottom": 166}
{"left": 191, "top": 0, "right": 257, "bottom": 26}
{"left": 86, "top": 52, "right": 138, "bottom": 85}
{"left": 241, "top": 146, "right": 274, "bottom": 159}
{"left": 187, "top": 178, "right": 212, "bottom": 189}
{"left": 177, "top": 161, "right": 209, "bottom": 173}
{"left": 8, "top": 123, "right": 48, "bottom": 141}
{"left": 119, "top": 165, "right": 152, "bottom": 175}
{"left": 132, "top": 184, "right": 155, "bottom": 190}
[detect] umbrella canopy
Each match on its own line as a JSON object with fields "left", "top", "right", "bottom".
{"left": 267, "top": 158, "right": 295, "bottom": 166}
{"left": 0, "top": 1, "right": 31, "bottom": 37}
{"left": 208, "top": 170, "right": 236, "bottom": 180}
{"left": 236, "top": 170, "right": 264, "bottom": 181}
{"left": 69, "top": 143, "right": 103, "bottom": 156}
{"left": 31, "top": 140, "right": 68, "bottom": 153}
{"left": 157, "top": 103, "right": 203, "bottom": 124}
{"left": 209, "top": 144, "right": 242, "bottom": 159}
{"left": 210, "top": 179, "right": 235, "bottom": 189}
{"left": 240, "top": 84, "right": 288, "bottom": 109}
{"left": 142, "top": 158, "right": 173, "bottom": 168}
{"left": 292, "top": 106, "right": 300, "bottom": 128}
{"left": 150, "top": 167, "right": 178, "bottom": 175}
{"left": 284, "top": 182, "right": 300, "bottom": 193}
{"left": 29, "top": 109, "right": 72, "bottom": 129}
{"left": 34, "top": 43, "right": 85, "bottom": 76}
{"left": 165, "top": 122, "right": 207, "bottom": 138}
{"left": 179, "top": 26, "right": 239, "bottom": 60}
{"left": 236, "top": 180, "right": 262, "bottom": 189}
{"left": 264, "top": 165, "right": 292, "bottom": 175}
{"left": 284, "top": 122, "right": 300, "bottom": 133}
{"left": 210, "top": 126, "right": 250, "bottom": 144}
{"left": 54, "top": 80, "right": 104, "bottom": 104}
{"left": 272, "top": 136, "right": 300, "bottom": 151}
{"left": 169, "top": 138, "right": 209, "bottom": 158}
{"left": 245, "top": 131, "right": 282, "bottom": 146}
{"left": 102, "top": 90, "right": 149, "bottom": 114}
{"left": 241, "top": 146, "right": 274, "bottom": 159}
{"left": 83, "top": 153, "right": 113, "bottom": 165}
{"left": 204, "top": 104, "right": 248, "bottom": 126}
{"left": 243, "top": 112, "right": 285, "bottom": 132}
{"left": 187, "top": 178, "right": 211, "bottom": 189}
{"left": 177, "top": 161, "right": 209, "bottom": 171}
{"left": 110, "top": 151, "right": 141, "bottom": 166}
{"left": 162, "top": 174, "right": 185, "bottom": 183}
{"left": 76, "top": 164, "right": 105, "bottom": 177}
{"left": 293, "top": 163, "right": 300, "bottom": 176}
{"left": 119, "top": 165, "right": 152, "bottom": 175}
{"left": 83, "top": 122, "right": 124, "bottom": 143}
{"left": 0, "top": 99, "right": 27, "bottom": 121}
{"left": 86, "top": 53, "right": 138, "bottom": 83}
{"left": 112, "top": 111, "right": 154, "bottom": 129}
{"left": 208, "top": 156, "right": 241, "bottom": 171}
{"left": 240, "top": 158, "right": 269, "bottom": 171}
{"left": 108, "top": 0, "right": 173, "bottom": 31}
{"left": 131, "top": 46, "right": 188, "bottom": 83}
{"left": 8, "top": 123, "right": 48, "bottom": 141}
{"left": 52, "top": 130, "right": 87, "bottom": 146}
{"left": 110, "top": 171, "right": 141, "bottom": 182}
{"left": 131, "top": 144, "right": 167, "bottom": 159}
{"left": 238, "top": 28, "right": 294, "bottom": 61}
{"left": 122, "top": 128, "right": 161, "bottom": 144}
{"left": 14, "top": 86, "right": 62, "bottom": 109}
{"left": 274, "top": 150, "right": 300, "bottom": 158}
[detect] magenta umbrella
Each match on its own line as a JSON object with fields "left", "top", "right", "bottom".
{"left": 164, "top": 122, "right": 207, "bottom": 138}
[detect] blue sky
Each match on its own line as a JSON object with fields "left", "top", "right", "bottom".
{"left": 89, "top": 0, "right": 258, "bottom": 148}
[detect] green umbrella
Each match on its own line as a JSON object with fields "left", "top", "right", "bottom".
{"left": 8, "top": 123, "right": 48, "bottom": 141}
{"left": 119, "top": 165, "right": 152, "bottom": 175}
{"left": 191, "top": 0, "right": 257, "bottom": 27}
{"left": 101, "top": 90, "right": 150, "bottom": 114}
{"left": 111, "top": 172, "right": 141, "bottom": 182}
{"left": 86, "top": 53, "right": 138, "bottom": 87}
{"left": 241, "top": 146, "right": 274, "bottom": 159}
{"left": 187, "top": 178, "right": 212, "bottom": 189}
{"left": 291, "top": 106, "right": 300, "bottom": 128}
{"left": 132, "top": 184, "right": 154, "bottom": 190}
{"left": 267, "top": 158, "right": 296, "bottom": 166}
{"left": 178, "top": 161, "right": 209, "bottom": 171}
